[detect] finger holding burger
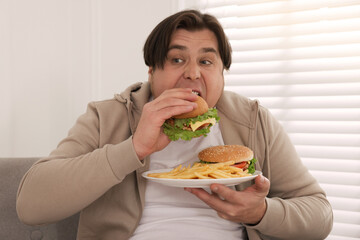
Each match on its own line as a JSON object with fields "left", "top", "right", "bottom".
{"left": 133, "top": 88, "right": 199, "bottom": 160}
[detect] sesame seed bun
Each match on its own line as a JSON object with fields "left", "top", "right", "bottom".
{"left": 174, "top": 96, "right": 209, "bottom": 119}
{"left": 198, "top": 145, "right": 254, "bottom": 163}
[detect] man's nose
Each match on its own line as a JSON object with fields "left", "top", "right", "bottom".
{"left": 184, "top": 61, "right": 200, "bottom": 80}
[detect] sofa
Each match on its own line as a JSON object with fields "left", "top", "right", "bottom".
{"left": 0, "top": 158, "right": 79, "bottom": 240}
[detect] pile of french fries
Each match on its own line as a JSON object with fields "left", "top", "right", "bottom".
{"left": 147, "top": 161, "right": 252, "bottom": 179}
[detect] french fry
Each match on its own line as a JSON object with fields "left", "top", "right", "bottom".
{"left": 148, "top": 162, "right": 252, "bottom": 179}
{"left": 194, "top": 172, "right": 212, "bottom": 179}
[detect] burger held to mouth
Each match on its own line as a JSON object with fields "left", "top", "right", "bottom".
{"left": 162, "top": 95, "right": 220, "bottom": 141}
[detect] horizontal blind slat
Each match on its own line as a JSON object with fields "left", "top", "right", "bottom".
{"left": 269, "top": 108, "right": 360, "bottom": 121}
{"left": 220, "top": 5, "right": 360, "bottom": 29}
{"left": 254, "top": 96, "right": 360, "bottom": 109}
{"left": 309, "top": 170, "right": 360, "bottom": 186}
{"left": 304, "top": 158, "right": 360, "bottom": 173}
{"left": 228, "top": 57, "right": 360, "bottom": 74}
{"left": 330, "top": 222, "right": 360, "bottom": 238}
{"left": 230, "top": 31, "right": 360, "bottom": 51}
{"left": 296, "top": 145, "right": 360, "bottom": 160}
{"left": 203, "top": 0, "right": 360, "bottom": 8}
{"left": 197, "top": 0, "right": 277, "bottom": 9}
{"left": 289, "top": 133, "right": 360, "bottom": 147}
{"left": 232, "top": 43, "right": 360, "bottom": 62}
{"left": 333, "top": 209, "right": 360, "bottom": 225}
{"left": 225, "top": 69, "right": 360, "bottom": 85}
{"left": 205, "top": 0, "right": 360, "bottom": 18}
{"left": 226, "top": 83, "right": 360, "bottom": 97}
{"left": 327, "top": 196, "right": 360, "bottom": 211}
{"left": 319, "top": 183, "right": 360, "bottom": 198}
{"left": 280, "top": 121, "right": 360, "bottom": 134}
{"left": 225, "top": 19, "right": 360, "bottom": 40}
{"left": 326, "top": 235, "right": 360, "bottom": 240}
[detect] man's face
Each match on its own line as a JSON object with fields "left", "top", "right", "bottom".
{"left": 148, "top": 29, "right": 225, "bottom": 108}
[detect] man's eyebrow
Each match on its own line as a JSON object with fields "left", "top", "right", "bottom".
{"left": 168, "top": 44, "right": 187, "bottom": 51}
{"left": 201, "top": 47, "right": 217, "bottom": 54}
{"left": 167, "top": 45, "right": 218, "bottom": 54}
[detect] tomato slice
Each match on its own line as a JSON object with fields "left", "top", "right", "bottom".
{"left": 233, "top": 162, "right": 247, "bottom": 169}
{"left": 196, "top": 123, "right": 210, "bottom": 131}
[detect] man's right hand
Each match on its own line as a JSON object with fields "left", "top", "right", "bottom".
{"left": 132, "top": 88, "right": 198, "bottom": 160}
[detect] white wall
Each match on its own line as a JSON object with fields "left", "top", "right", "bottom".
{"left": 0, "top": 0, "right": 180, "bottom": 157}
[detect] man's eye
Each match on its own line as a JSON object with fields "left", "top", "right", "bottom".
{"left": 201, "top": 60, "right": 212, "bottom": 65}
{"left": 172, "top": 58, "right": 183, "bottom": 63}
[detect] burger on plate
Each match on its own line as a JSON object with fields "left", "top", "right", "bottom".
{"left": 198, "top": 145, "right": 257, "bottom": 174}
{"left": 162, "top": 95, "right": 220, "bottom": 141}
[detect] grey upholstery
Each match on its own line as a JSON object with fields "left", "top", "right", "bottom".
{"left": 0, "top": 158, "right": 79, "bottom": 240}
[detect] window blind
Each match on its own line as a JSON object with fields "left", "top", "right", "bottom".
{"left": 181, "top": 0, "right": 360, "bottom": 239}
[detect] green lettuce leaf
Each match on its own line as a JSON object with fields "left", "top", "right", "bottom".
{"left": 163, "top": 108, "right": 220, "bottom": 141}
{"left": 247, "top": 158, "right": 257, "bottom": 174}
{"left": 172, "top": 108, "right": 220, "bottom": 129}
{"left": 163, "top": 124, "right": 212, "bottom": 141}
{"left": 199, "top": 160, "right": 216, "bottom": 164}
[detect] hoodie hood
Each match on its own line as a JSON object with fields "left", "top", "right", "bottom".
{"left": 114, "top": 82, "right": 152, "bottom": 133}
{"left": 114, "top": 82, "right": 151, "bottom": 111}
{"left": 216, "top": 90, "right": 259, "bottom": 130}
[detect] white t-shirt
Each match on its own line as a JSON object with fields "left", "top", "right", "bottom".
{"left": 130, "top": 124, "right": 246, "bottom": 240}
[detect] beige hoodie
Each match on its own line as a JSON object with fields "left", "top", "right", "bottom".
{"left": 17, "top": 82, "right": 333, "bottom": 239}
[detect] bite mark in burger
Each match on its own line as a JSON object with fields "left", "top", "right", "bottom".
{"left": 198, "top": 145, "right": 257, "bottom": 174}
{"left": 162, "top": 95, "right": 220, "bottom": 141}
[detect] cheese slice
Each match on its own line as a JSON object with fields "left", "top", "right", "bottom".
{"left": 190, "top": 118, "right": 216, "bottom": 132}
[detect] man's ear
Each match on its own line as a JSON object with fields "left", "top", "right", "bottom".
{"left": 148, "top": 67, "right": 153, "bottom": 82}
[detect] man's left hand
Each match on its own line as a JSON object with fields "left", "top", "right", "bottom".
{"left": 184, "top": 175, "right": 270, "bottom": 224}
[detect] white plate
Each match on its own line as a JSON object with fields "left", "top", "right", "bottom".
{"left": 142, "top": 169, "right": 262, "bottom": 188}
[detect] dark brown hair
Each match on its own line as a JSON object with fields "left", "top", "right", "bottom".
{"left": 143, "top": 10, "right": 232, "bottom": 70}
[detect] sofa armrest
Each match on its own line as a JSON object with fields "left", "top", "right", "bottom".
{"left": 0, "top": 158, "right": 79, "bottom": 240}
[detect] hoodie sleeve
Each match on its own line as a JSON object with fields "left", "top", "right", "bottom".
{"left": 16, "top": 101, "right": 144, "bottom": 225}
{"left": 245, "top": 106, "right": 333, "bottom": 240}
